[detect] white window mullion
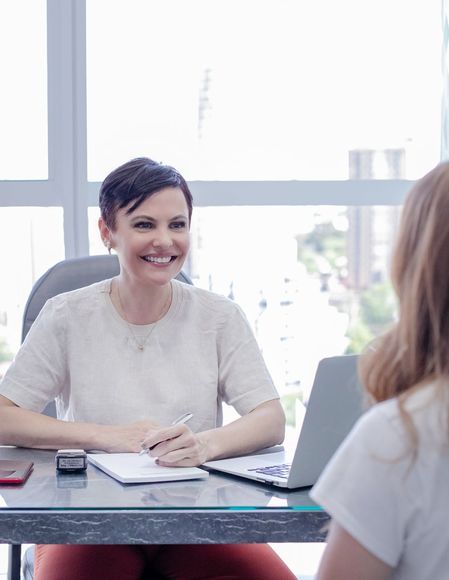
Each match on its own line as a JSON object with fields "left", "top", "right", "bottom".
{"left": 187, "top": 179, "right": 411, "bottom": 206}
{"left": 47, "top": 0, "right": 88, "bottom": 258}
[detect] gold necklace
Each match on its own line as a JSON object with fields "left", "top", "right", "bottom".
{"left": 115, "top": 280, "right": 172, "bottom": 351}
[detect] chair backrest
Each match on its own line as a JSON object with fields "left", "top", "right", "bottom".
{"left": 22, "top": 254, "right": 192, "bottom": 341}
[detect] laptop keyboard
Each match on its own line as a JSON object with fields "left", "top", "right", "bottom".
{"left": 248, "top": 463, "right": 291, "bottom": 479}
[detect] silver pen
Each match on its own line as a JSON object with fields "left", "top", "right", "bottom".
{"left": 138, "top": 412, "right": 193, "bottom": 455}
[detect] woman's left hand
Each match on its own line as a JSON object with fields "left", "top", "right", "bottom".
{"left": 141, "top": 423, "right": 209, "bottom": 467}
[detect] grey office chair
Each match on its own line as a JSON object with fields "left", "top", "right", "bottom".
{"left": 7, "top": 254, "right": 192, "bottom": 580}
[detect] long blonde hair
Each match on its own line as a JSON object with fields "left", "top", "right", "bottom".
{"left": 360, "top": 162, "right": 449, "bottom": 420}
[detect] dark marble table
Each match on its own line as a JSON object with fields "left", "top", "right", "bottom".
{"left": 0, "top": 446, "right": 328, "bottom": 579}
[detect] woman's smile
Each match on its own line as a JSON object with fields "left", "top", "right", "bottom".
{"left": 140, "top": 254, "right": 178, "bottom": 266}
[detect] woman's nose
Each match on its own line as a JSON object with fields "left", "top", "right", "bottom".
{"left": 152, "top": 229, "right": 173, "bottom": 248}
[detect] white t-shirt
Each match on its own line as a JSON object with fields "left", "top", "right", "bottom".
{"left": 311, "top": 382, "right": 449, "bottom": 580}
{"left": 0, "top": 279, "right": 279, "bottom": 433}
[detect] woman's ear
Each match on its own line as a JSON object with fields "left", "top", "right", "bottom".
{"left": 98, "top": 217, "right": 113, "bottom": 254}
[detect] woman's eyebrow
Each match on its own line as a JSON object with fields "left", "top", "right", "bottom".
{"left": 170, "top": 214, "right": 188, "bottom": 221}
{"left": 130, "top": 215, "right": 156, "bottom": 222}
{"left": 130, "top": 214, "right": 187, "bottom": 221}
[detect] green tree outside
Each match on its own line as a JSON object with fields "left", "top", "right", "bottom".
{"left": 296, "top": 222, "right": 346, "bottom": 276}
{"left": 346, "top": 283, "right": 396, "bottom": 353}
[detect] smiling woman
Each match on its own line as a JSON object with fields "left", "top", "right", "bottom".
{"left": 100, "top": 186, "right": 191, "bottom": 316}
{"left": 0, "top": 158, "right": 294, "bottom": 579}
{"left": 98, "top": 158, "right": 193, "bottom": 325}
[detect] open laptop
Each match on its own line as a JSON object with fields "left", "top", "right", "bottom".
{"left": 204, "top": 354, "right": 364, "bottom": 489}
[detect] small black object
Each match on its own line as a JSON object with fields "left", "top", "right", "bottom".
{"left": 55, "top": 449, "right": 87, "bottom": 473}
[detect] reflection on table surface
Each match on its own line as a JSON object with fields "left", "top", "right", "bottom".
{"left": 0, "top": 447, "right": 319, "bottom": 511}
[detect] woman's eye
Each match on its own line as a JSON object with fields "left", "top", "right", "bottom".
{"left": 171, "top": 221, "right": 187, "bottom": 230}
{"left": 134, "top": 222, "right": 152, "bottom": 230}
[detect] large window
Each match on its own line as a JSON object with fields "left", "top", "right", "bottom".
{"left": 0, "top": 0, "right": 445, "bottom": 390}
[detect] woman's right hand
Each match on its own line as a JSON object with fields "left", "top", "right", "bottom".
{"left": 95, "top": 420, "right": 161, "bottom": 453}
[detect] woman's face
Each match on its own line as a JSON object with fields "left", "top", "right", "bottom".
{"left": 100, "top": 186, "right": 190, "bottom": 287}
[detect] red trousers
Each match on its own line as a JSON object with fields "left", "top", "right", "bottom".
{"left": 35, "top": 544, "right": 296, "bottom": 580}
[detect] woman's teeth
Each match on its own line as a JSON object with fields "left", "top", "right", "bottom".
{"left": 143, "top": 256, "right": 172, "bottom": 263}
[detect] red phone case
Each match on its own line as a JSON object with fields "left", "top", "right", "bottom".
{"left": 0, "top": 460, "right": 34, "bottom": 484}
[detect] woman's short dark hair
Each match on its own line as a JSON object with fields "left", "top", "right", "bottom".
{"left": 99, "top": 157, "right": 193, "bottom": 230}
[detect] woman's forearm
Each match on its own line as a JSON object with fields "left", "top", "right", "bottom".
{"left": 0, "top": 397, "right": 158, "bottom": 452}
{"left": 0, "top": 404, "right": 100, "bottom": 450}
{"left": 199, "top": 399, "right": 286, "bottom": 462}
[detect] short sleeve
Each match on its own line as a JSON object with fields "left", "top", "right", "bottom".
{"left": 310, "top": 405, "right": 418, "bottom": 567}
{"left": 0, "top": 297, "right": 68, "bottom": 412}
{"left": 217, "top": 304, "right": 279, "bottom": 415}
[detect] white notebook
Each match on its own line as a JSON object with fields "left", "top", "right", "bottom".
{"left": 88, "top": 453, "right": 209, "bottom": 484}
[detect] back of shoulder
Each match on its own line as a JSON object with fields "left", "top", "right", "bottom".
{"left": 353, "top": 384, "right": 447, "bottom": 456}
{"left": 346, "top": 398, "right": 406, "bottom": 457}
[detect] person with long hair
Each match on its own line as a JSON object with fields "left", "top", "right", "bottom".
{"left": 0, "top": 157, "right": 295, "bottom": 579}
{"left": 311, "top": 161, "right": 449, "bottom": 580}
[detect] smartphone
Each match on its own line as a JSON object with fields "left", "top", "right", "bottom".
{"left": 0, "top": 460, "right": 34, "bottom": 484}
